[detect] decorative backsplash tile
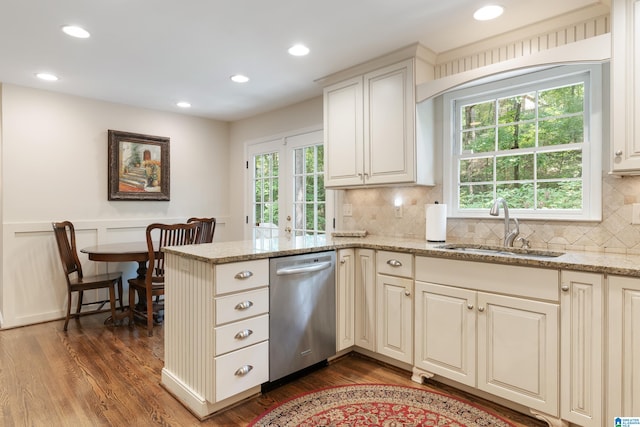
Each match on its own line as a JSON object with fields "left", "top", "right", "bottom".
{"left": 340, "top": 173, "right": 640, "bottom": 254}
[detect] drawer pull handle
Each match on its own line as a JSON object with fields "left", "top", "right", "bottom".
{"left": 234, "top": 329, "right": 253, "bottom": 340}
{"left": 234, "top": 365, "right": 253, "bottom": 376}
{"left": 235, "top": 301, "right": 254, "bottom": 311}
{"left": 235, "top": 270, "right": 253, "bottom": 280}
{"left": 387, "top": 259, "right": 402, "bottom": 267}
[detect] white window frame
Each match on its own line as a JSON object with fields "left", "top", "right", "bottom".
{"left": 442, "top": 64, "right": 603, "bottom": 221}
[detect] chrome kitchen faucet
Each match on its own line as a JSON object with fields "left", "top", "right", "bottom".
{"left": 490, "top": 197, "right": 520, "bottom": 247}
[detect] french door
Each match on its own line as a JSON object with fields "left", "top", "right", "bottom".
{"left": 246, "top": 130, "right": 333, "bottom": 239}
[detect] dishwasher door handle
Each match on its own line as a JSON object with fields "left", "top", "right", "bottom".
{"left": 276, "top": 261, "right": 332, "bottom": 276}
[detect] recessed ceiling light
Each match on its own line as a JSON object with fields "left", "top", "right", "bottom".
{"left": 231, "top": 74, "right": 250, "bottom": 83}
{"left": 288, "top": 44, "right": 310, "bottom": 56}
{"left": 36, "top": 72, "right": 59, "bottom": 81}
{"left": 473, "top": 5, "right": 504, "bottom": 21}
{"left": 61, "top": 25, "right": 90, "bottom": 39}
{"left": 176, "top": 101, "right": 191, "bottom": 108}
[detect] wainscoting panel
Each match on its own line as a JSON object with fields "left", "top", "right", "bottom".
{"left": 1, "top": 217, "right": 227, "bottom": 329}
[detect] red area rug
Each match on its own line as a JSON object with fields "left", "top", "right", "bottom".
{"left": 249, "top": 384, "right": 517, "bottom": 426}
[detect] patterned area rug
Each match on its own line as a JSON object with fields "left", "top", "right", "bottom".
{"left": 248, "top": 384, "right": 517, "bottom": 427}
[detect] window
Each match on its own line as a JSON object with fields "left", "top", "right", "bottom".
{"left": 443, "top": 64, "right": 603, "bottom": 221}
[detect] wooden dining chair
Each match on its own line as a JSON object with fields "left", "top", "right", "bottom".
{"left": 128, "top": 222, "right": 200, "bottom": 336}
{"left": 187, "top": 217, "right": 217, "bottom": 243}
{"left": 51, "top": 221, "right": 124, "bottom": 331}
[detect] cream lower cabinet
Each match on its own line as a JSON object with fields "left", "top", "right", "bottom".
{"left": 161, "top": 256, "right": 269, "bottom": 419}
{"left": 413, "top": 257, "right": 559, "bottom": 420}
{"left": 354, "top": 249, "right": 376, "bottom": 351}
{"left": 337, "top": 249, "right": 355, "bottom": 351}
{"left": 376, "top": 251, "right": 413, "bottom": 364}
{"left": 337, "top": 248, "right": 376, "bottom": 352}
{"left": 560, "top": 271, "right": 603, "bottom": 427}
{"left": 607, "top": 275, "right": 640, "bottom": 420}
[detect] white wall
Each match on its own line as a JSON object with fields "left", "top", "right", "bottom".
{"left": 228, "top": 96, "right": 323, "bottom": 239}
{"left": 0, "top": 84, "right": 230, "bottom": 328}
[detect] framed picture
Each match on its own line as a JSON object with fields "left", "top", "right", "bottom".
{"left": 108, "top": 130, "right": 170, "bottom": 201}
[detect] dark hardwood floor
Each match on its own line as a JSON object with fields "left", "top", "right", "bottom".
{"left": 0, "top": 313, "right": 545, "bottom": 426}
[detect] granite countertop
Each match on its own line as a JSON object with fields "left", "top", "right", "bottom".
{"left": 162, "top": 235, "right": 640, "bottom": 278}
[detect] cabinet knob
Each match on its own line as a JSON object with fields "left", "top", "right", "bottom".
{"left": 340, "top": 259, "right": 346, "bottom": 264}
{"left": 234, "top": 329, "right": 253, "bottom": 340}
{"left": 478, "top": 306, "right": 485, "bottom": 312}
{"left": 404, "top": 289, "right": 411, "bottom": 297}
{"left": 467, "top": 304, "right": 474, "bottom": 310}
{"left": 234, "top": 270, "right": 253, "bottom": 280}
{"left": 387, "top": 259, "right": 402, "bottom": 267}
{"left": 234, "top": 300, "right": 254, "bottom": 311}
{"left": 615, "top": 150, "right": 623, "bottom": 157}
{"left": 234, "top": 365, "right": 254, "bottom": 376}
{"left": 561, "top": 285, "right": 570, "bottom": 292}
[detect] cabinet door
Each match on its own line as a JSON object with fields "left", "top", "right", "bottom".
{"left": 477, "top": 292, "right": 559, "bottom": 416}
{"left": 611, "top": 0, "right": 640, "bottom": 172}
{"left": 364, "top": 59, "right": 415, "bottom": 185}
{"left": 324, "top": 76, "right": 364, "bottom": 186}
{"left": 608, "top": 275, "right": 640, "bottom": 419}
{"left": 376, "top": 273, "right": 413, "bottom": 363}
{"left": 355, "top": 249, "right": 376, "bottom": 351}
{"left": 414, "top": 282, "right": 476, "bottom": 387}
{"left": 336, "top": 249, "right": 355, "bottom": 351}
{"left": 560, "top": 271, "right": 603, "bottom": 427}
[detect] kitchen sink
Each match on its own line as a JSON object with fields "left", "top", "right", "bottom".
{"left": 435, "top": 243, "right": 564, "bottom": 259}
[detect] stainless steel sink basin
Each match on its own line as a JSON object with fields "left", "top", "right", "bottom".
{"left": 435, "top": 243, "right": 564, "bottom": 259}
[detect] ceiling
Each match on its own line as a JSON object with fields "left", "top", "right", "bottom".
{"left": 0, "top": 0, "right": 606, "bottom": 122}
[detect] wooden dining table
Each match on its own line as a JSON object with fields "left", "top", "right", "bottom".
{"left": 81, "top": 241, "right": 150, "bottom": 279}
{"left": 81, "top": 241, "right": 153, "bottom": 325}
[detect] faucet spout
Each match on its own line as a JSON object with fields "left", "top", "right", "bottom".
{"left": 490, "top": 198, "right": 520, "bottom": 247}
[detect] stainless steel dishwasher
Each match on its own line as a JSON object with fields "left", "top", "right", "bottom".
{"left": 269, "top": 251, "right": 336, "bottom": 382}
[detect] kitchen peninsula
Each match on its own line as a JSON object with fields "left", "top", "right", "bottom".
{"left": 161, "top": 235, "right": 640, "bottom": 426}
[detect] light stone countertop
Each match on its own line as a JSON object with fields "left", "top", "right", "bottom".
{"left": 162, "top": 235, "right": 640, "bottom": 278}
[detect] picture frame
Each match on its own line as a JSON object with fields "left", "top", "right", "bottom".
{"left": 108, "top": 130, "right": 170, "bottom": 201}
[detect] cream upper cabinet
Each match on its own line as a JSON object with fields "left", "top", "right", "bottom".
{"left": 607, "top": 275, "right": 640, "bottom": 420}
{"left": 560, "top": 271, "right": 603, "bottom": 427}
{"left": 324, "top": 58, "right": 434, "bottom": 188}
{"left": 611, "top": 0, "right": 640, "bottom": 173}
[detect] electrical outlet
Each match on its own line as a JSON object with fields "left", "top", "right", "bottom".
{"left": 343, "top": 203, "right": 352, "bottom": 217}
{"left": 394, "top": 204, "right": 403, "bottom": 218}
{"left": 633, "top": 203, "right": 640, "bottom": 224}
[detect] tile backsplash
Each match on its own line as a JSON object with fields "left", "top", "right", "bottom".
{"left": 340, "top": 173, "right": 640, "bottom": 254}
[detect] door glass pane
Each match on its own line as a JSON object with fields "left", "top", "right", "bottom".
{"left": 253, "top": 151, "right": 279, "bottom": 239}
{"left": 293, "top": 144, "right": 325, "bottom": 237}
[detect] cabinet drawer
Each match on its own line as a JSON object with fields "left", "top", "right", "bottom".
{"left": 376, "top": 250, "right": 413, "bottom": 278}
{"left": 215, "top": 287, "right": 268, "bottom": 325}
{"left": 215, "top": 341, "right": 269, "bottom": 402}
{"left": 215, "top": 314, "right": 269, "bottom": 356}
{"left": 216, "top": 260, "right": 269, "bottom": 295}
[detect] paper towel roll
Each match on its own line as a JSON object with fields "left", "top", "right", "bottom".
{"left": 426, "top": 203, "right": 447, "bottom": 242}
